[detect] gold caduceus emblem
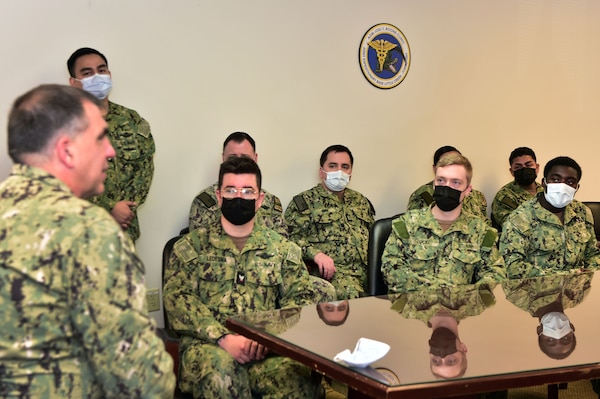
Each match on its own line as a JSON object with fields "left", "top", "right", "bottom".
{"left": 368, "top": 39, "right": 398, "bottom": 72}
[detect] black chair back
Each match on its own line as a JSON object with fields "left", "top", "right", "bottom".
{"left": 366, "top": 214, "right": 403, "bottom": 296}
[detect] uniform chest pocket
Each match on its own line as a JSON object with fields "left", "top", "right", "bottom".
{"left": 450, "top": 242, "right": 482, "bottom": 265}
{"left": 245, "top": 262, "right": 282, "bottom": 286}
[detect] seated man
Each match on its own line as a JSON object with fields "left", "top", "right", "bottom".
{"left": 407, "top": 145, "right": 488, "bottom": 221}
{"left": 500, "top": 156, "right": 600, "bottom": 279}
{"left": 285, "top": 144, "right": 375, "bottom": 299}
{"left": 491, "top": 147, "right": 543, "bottom": 230}
{"left": 189, "top": 131, "right": 286, "bottom": 236}
{"left": 164, "top": 157, "right": 325, "bottom": 399}
{"left": 383, "top": 153, "right": 505, "bottom": 294}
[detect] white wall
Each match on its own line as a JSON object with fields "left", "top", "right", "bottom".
{"left": 2, "top": 0, "right": 600, "bottom": 326}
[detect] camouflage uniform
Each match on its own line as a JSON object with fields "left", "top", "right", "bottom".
{"left": 88, "top": 101, "right": 155, "bottom": 242}
{"left": 382, "top": 207, "right": 506, "bottom": 294}
{"left": 189, "top": 182, "right": 287, "bottom": 237}
{"left": 499, "top": 197, "right": 600, "bottom": 279}
{"left": 407, "top": 181, "right": 489, "bottom": 222}
{"left": 163, "top": 222, "right": 325, "bottom": 399}
{"left": 491, "top": 181, "right": 543, "bottom": 229}
{"left": 390, "top": 284, "right": 496, "bottom": 324}
{"left": 0, "top": 164, "right": 174, "bottom": 398}
{"left": 284, "top": 184, "right": 375, "bottom": 299}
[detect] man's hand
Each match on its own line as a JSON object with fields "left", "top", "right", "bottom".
{"left": 218, "top": 334, "right": 268, "bottom": 364}
{"left": 111, "top": 200, "right": 137, "bottom": 229}
{"left": 314, "top": 252, "right": 336, "bottom": 281}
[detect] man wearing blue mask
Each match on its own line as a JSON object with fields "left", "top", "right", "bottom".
{"left": 285, "top": 144, "right": 375, "bottom": 299}
{"left": 67, "top": 47, "right": 155, "bottom": 243}
{"left": 500, "top": 156, "right": 600, "bottom": 278}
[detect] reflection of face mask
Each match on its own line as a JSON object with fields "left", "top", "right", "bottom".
{"left": 433, "top": 185, "right": 463, "bottom": 212}
{"left": 221, "top": 198, "right": 256, "bottom": 225}
{"left": 514, "top": 167, "right": 537, "bottom": 186}
{"left": 544, "top": 182, "right": 576, "bottom": 208}
{"left": 78, "top": 74, "right": 112, "bottom": 99}
{"left": 323, "top": 170, "right": 350, "bottom": 192}
{"left": 429, "top": 327, "right": 458, "bottom": 357}
{"left": 540, "top": 312, "right": 572, "bottom": 339}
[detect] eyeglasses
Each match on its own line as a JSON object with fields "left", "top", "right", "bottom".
{"left": 221, "top": 187, "right": 258, "bottom": 200}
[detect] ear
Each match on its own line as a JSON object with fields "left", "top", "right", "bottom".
{"left": 216, "top": 188, "right": 223, "bottom": 208}
{"left": 69, "top": 77, "right": 79, "bottom": 88}
{"left": 509, "top": 166, "right": 515, "bottom": 177}
{"left": 56, "top": 135, "right": 75, "bottom": 168}
{"left": 255, "top": 191, "right": 265, "bottom": 210}
{"left": 319, "top": 167, "right": 327, "bottom": 181}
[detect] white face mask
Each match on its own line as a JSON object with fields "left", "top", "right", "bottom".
{"left": 77, "top": 74, "right": 112, "bottom": 99}
{"left": 323, "top": 170, "right": 350, "bottom": 192}
{"left": 540, "top": 312, "right": 572, "bottom": 339}
{"left": 544, "top": 182, "right": 577, "bottom": 208}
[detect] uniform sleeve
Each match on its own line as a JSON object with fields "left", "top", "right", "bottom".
{"left": 381, "top": 217, "right": 416, "bottom": 293}
{"left": 278, "top": 241, "right": 320, "bottom": 307}
{"left": 491, "top": 193, "right": 512, "bottom": 229}
{"left": 162, "top": 237, "right": 228, "bottom": 343}
{"left": 499, "top": 214, "right": 538, "bottom": 278}
{"left": 406, "top": 189, "right": 428, "bottom": 211}
{"left": 267, "top": 195, "right": 289, "bottom": 238}
{"left": 188, "top": 189, "right": 219, "bottom": 231}
{"left": 284, "top": 197, "right": 321, "bottom": 261}
{"left": 69, "top": 219, "right": 174, "bottom": 398}
{"left": 474, "top": 230, "right": 507, "bottom": 286}
{"left": 123, "top": 115, "right": 155, "bottom": 207}
{"left": 582, "top": 207, "right": 600, "bottom": 268}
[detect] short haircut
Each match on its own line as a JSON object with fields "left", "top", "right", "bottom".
{"left": 433, "top": 146, "right": 460, "bottom": 166}
{"left": 543, "top": 156, "right": 582, "bottom": 182}
{"left": 8, "top": 84, "right": 102, "bottom": 163}
{"left": 509, "top": 147, "right": 537, "bottom": 165}
{"left": 435, "top": 153, "right": 473, "bottom": 185}
{"left": 320, "top": 144, "right": 354, "bottom": 167}
{"left": 222, "top": 132, "right": 256, "bottom": 152}
{"left": 67, "top": 47, "right": 108, "bottom": 77}
{"left": 218, "top": 156, "right": 262, "bottom": 191}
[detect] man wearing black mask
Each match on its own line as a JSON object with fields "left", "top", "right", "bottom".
{"left": 382, "top": 153, "right": 505, "bottom": 294}
{"left": 164, "top": 157, "right": 326, "bottom": 398}
{"left": 491, "top": 147, "right": 543, "bottom": 230}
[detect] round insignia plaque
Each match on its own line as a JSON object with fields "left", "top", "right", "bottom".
{"left": 359, "top": 23, "right": 411, "bottom": 89}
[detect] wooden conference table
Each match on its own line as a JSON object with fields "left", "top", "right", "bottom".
{"left": 226, "top": 272, "right": 600, "bottom": 399}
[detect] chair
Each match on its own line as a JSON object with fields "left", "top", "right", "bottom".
{"left": 156, "top": 234, "right": 193, "bottom": 399}
{"left": 583, "top": 201, "right": 600, "bottom": 241}
{"left": 366, "top": 214, "right": 403, "bottom": 296}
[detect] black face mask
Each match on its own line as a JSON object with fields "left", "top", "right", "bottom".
{"left": 433, "top": 185, "right": 463, "bottom": 212}
{"left": 221, "top": 198, "right": 256, "bottom": 225}
{"left": 429, "top": 327, "right": 459, "bottom": 358}
{"left": 513, "top": 167, "right": 537, "bottom": 186}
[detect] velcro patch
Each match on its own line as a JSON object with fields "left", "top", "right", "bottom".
{"left": 173, "top": 238, "right": 198, "bottom": 263}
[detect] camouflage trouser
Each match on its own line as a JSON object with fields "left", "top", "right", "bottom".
{"left": 179, "top": 343, "right": 323, "bottom": 399}
{"left": 311, "top": 268, "right": 366, "bottom": 300}
{"left": 309, "top": 275, "right": 337, "bottom": 303}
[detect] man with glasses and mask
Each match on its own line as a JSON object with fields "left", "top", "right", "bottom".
{"left": 382, "top": 153, "right": 505, "bottom": 294}
{"left": 285, "top": 144, "right": 375, "bottom": 299}
{"left": 164, "top": 157, "right": 325, "bottom": 399}
{"left": 500, "top": 156, "right": 600, "bottom": 279}
{"left": 67, "top": 47, "right": 155, "bottom": 243}
{"left": 491, "top": 147, "right": 543, "bottom": 230}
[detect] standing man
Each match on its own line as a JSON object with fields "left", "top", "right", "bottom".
{"left": 407, "top": 145, "right": 488, "bottom": 220}
{"left": 285, "top": 144, "right": 375, "bottom": 299}
{"left": 189, "top": 131, "right": 286, "bottom": 236}
{"left": 164, "top": 157, "right": 324, "bottom": 399}
{"left": 491, "top": 147, "right": 543, "bottom": 230}
{"left": 383, "top": 154, "right": 505, "bottom": 294}
{"left": 500, "top": 156, "right": 600, "bottom": 279}
{"left": 0, "top": 85, "right": 174, "bottom": 397}
{"left": 68, "top": 47, "right": 155, "bottom": 243}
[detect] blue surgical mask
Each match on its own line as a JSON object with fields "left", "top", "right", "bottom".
{"left": 77, "top": 74, "right": 112, "bottom": 99}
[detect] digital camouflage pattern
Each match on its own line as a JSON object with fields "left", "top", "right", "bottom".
{"left": 407, "top": 181, "right": 489, "bottom": 222}
{"left": 500, "top": 198, "right": 600, "bottom": 279}
{"left": 0, "top": 164, "right": 174, "bottom": 398}
{"left": 87, "top": 101, "right": 155, "bottom": 242}
{"left": 163, "top": 222, "right": 325, "bottom": 398}
{"left": 284, "top": 184, "right": 375, "bottom": 299}
{"left": 503, "top": 272, "right": 593, "bottom": 317}
{"left": 382, "top": 207, "right": 506, "bottom": 294}
{"left": 189, "top": 182, "right": 287, "bottom": 237}
{"left": 390, "top": 284, "right": 496, "bottom": 324}
{"left": 491, "top": 181, "right": 543, "bottom": 229}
